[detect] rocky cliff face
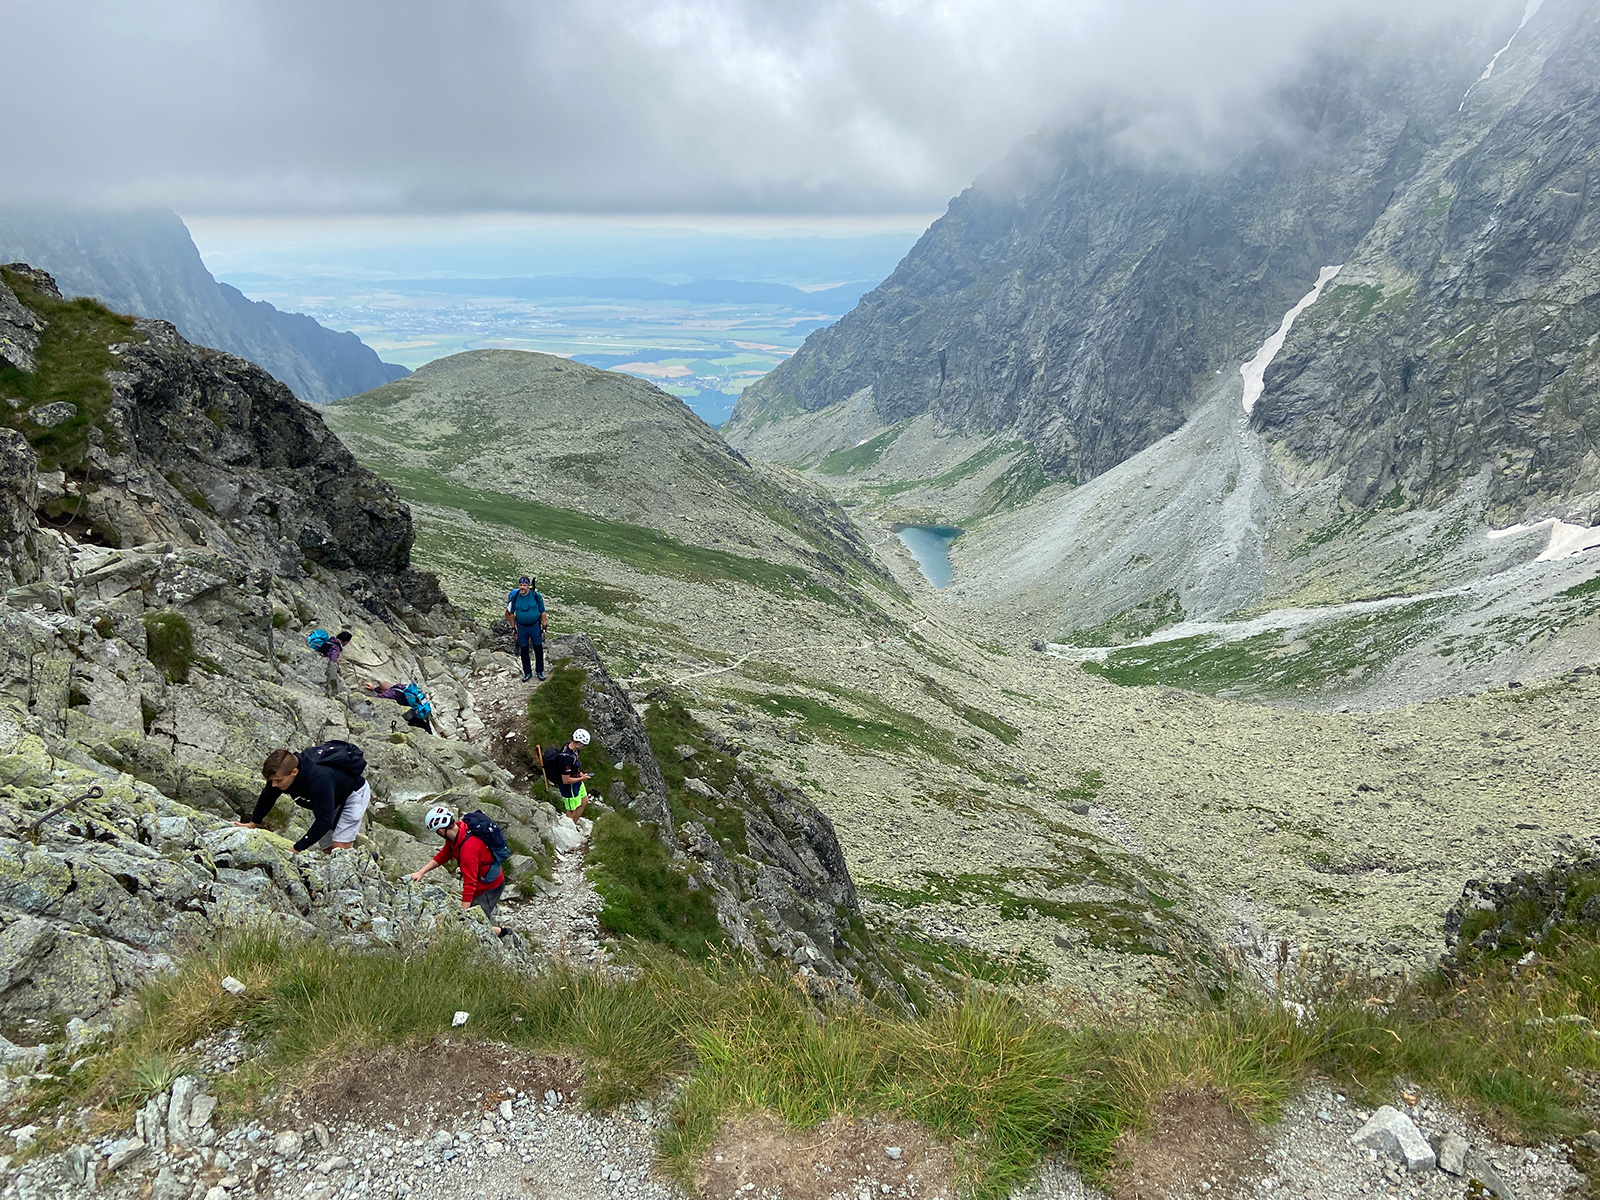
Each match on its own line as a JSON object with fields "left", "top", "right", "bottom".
{"left": 1254, "top": 0, "right": 1600, "bottom": 525}
{"left": 729, "top": 9, "right": 1519, "bottom": 484}
{"left": 0, "top": 268, "right": 888, "bottom": 1030}
{"left": 0, "top": 209, "right": 407, "bottom": 404}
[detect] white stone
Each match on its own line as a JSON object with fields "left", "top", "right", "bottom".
{"left": 220, "top": 976, "right": 247, "bottom": 996}
{"left": 452, "top": 1011, "right": 469, "bottom": 1027}
{"left": 1349, "top": 1105, "right": 1435, "bottom": 1173}
{"left": 106, "top": 1137, "right": 146, "bottom": 1172}
{"left": 499, "top": 1100, "right": 514, "bottom": 1121}
{"left": 273, "top": 1129, "right": 305, "bottom": 1157}
{"left": 884, "top": 1147, "right": 902, "bottom": 1160}
{"left": 1437, "top": 1132, "right": 1468, "bottom": 1175}
{"left": 168, "top": 1075, "right": 202, "bottom": 1143}
{"left": 549, "top": 818, "right": 584, "bottom": 853}
{"left": 189, "top": 1095, "right": 219, "bottom": 1130}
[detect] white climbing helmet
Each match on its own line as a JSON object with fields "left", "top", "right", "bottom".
{"left": 572, "top": 728, "right": 591, "bottom": 746}
{"left": 424, "top": 804, "right": 454, "bottom": 833}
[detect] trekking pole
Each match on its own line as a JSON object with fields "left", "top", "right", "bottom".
{"left": 534, "top": 744, "right": 555, "bottom": 797}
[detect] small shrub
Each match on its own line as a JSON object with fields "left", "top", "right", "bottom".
{"left": 142, "top": 611, "right": 195, "bottom": 683}
{"left": 271, "top": 611, "right": 290, "bottom": 631}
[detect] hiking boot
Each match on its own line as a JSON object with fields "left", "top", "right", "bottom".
{"left": 536, "top": 671, "right": 546, "bottom": 680}
{"left": 521, "top": 671, "right": 532, "bottom": 682}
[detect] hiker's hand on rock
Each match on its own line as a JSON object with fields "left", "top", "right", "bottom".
{"left": 233, "top": 821, "right": 257, "bottom": 828}
{"left": 408, "top": 869, "right": 426, "bottom": 882}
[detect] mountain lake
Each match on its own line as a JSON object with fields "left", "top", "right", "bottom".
{"left": 896, "top": 524, "right": 962, "bottom": 589}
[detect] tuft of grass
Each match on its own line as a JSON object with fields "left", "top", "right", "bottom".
{"left": 142, "top": 611, "right": 196, "bottom": 684}
{"left": 586, "top": 811, "right": 724, "bottom": 956}
{"left": 919, "top": 676, "right": 1021, "bottom": 745}
{"left": 524, "top": 663, "right": 638, "bottom": 807}
{"left": 0, "top": 268, "right": 144, "bottom": 470}
{"left": 12, "top": 915, "right": 1600, "bottom": 1198}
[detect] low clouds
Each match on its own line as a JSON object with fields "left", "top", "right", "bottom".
{"left": 7, "top": 0, "right": 1519, "bottom": 215}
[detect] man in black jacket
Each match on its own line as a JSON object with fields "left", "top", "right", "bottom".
{"left": 234, "top": 746, "right": 371, "bottom": 853}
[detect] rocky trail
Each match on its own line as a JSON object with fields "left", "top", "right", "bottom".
{"left": 497, "top": 831, "right": 605, "bottom": 967}
{"left": 459, "top": 655, "right": 606, "bottom": 965}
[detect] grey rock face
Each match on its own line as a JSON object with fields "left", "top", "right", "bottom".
{"left": 0, "top": 266, "right": 42, "bottom": 371}
{"left": 0, "top": 210, "right": 406, "bottom": 403}
{"left": 1256, "top": 0, "right": 1600, "bottom": 523}
{"left": 105, "top": 317, "right": 416, "bottom": 579}
{"left": 730, "top": 12, "right": 1518, "bottom": 487}
{"left": 546, "top": 635, "right": 893, "bottom": 992}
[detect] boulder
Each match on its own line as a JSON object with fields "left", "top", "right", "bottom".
{"left": 1350, "top": 1106, "right": 1435, "bottom": 1173}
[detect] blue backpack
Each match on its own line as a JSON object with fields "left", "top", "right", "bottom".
{"left": 306, "top": 629, "right": 334, "bottom": 652}
{"left": 399, "top": 683, "right": 432, "bottom": 719}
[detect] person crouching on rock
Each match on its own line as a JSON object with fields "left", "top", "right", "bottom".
{"left": 235, "top": 742, "right": 371, "bottom": 854}
{"left": 505, "top": 575, "right": 547, "bottom": 682}
{"left": 551, "top": 728, "right": 594, "bottom": 822}
{"left": 410, "top": 806, "right": 508, "bottom": 937}
{"left": 364, "top": 680, "right": 434, "bottom": 735}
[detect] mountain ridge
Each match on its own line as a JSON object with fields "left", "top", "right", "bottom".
{"left": 0, "top": 208, "right": 408, "bottom": 405}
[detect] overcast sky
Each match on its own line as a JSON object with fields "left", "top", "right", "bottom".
{"left": 6, "top": 0, "right": 1521, "bottom": 217}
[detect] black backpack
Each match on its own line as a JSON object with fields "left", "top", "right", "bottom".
{"left": 540, "top": 746, "right": 569, "bottom": 784}
{"left": 304, "top": 740, "right": 367, "bottom": 781}
{"left": 461, "top": 810, "right": 512, "bottom": 884}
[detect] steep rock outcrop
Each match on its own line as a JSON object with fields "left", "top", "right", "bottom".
{"left": 729, "top": 8, "right": 1519, "bottom": 484}
{"left": 548, "top": 636, "right": 898, "bottom": 995}
{"left": 1255, "top": 0, "right": 1600, "bottom": 523}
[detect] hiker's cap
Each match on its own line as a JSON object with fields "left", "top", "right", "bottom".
{"left": 518, "top": 576, "right": 531, "bottom": 585}
{"left": 572, "top": 728, "right": 591, "bottom": 746}
{"left": 424, "top": 804, "right": 454, "bottom": 833}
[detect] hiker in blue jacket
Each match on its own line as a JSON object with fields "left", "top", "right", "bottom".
{"left": 365, "top": 679, "right": 434, "bottom": 735}
{"left": 506, "top": 575, "right": 547, "bottom": 682}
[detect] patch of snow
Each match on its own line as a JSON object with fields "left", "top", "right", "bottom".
{"left": 1541, "top": 521, "right": 1600, "bottom": 561}
{"left": 1460, "top": 0, "right": 1545, "bottom": 110}
{"left": 1240, "top": 265, "right": 1343, "bottom": 414}
{"left": 1490, "top": 517, "right": 1600, "bottom": 561}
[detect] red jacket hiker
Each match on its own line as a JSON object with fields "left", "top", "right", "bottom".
{"left": 429, "top": 824, "right": 500, "bottom": 904}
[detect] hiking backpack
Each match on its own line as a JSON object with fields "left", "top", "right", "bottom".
{"left": 540, "top": 746, "right": 569, "bottom": 785}
{"left": 398, "top": 683, "right": 432, "bottom": 719}
{"left": 461, "top": 810, "right": 512, "bottom": 884}
{"left": 303, "top": 740, "right": 367, "bottom": 781}
{"left": 306, "top": 629, "right": 334, "bottom": 652}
